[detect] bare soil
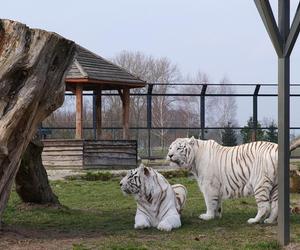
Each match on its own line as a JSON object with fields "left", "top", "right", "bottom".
{"left": 0, "top": 224, "right": 104, "bottom": 250}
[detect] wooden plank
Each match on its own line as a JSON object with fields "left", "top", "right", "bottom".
{"left": 42, "top": 155, "right": 83, "bottom": 161}
{"left": 42, "top": 151, "right": 83, "bottom": 156}
{"left": 84, "top": 146, "right": 135, "bottom": 151}
{"left": 84, "top": 140, "right": 136, "bottom": 145}
{"left": 84, "top": 157, "right": 136, "bottom": 166}
{"left": 43, "top": 161, "right": 82, "bottom": 166}
{"left": 42, "top": 139, "right": 84, "bottom": 143}
{"left": 84, "top": 149, "right": 137, "bottom": 154}
{"left": 84, "top": 152, "right": 136, "bottom": 158}
{"left": 42, "top": 140, "right": 84, "bottom": 146}
{"left": 43, "top": 147, "right": 83, "bottom": 152}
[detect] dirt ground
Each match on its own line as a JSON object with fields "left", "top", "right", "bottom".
{"left": 0, "top": 225, "right": 300, "bottom": 250}
{"left": 0, "top": 224, "right": 104, "bottom": 250}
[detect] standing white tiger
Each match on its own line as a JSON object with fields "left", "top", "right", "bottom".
{"left": 167, "top": 137, "right": 278, "bottom": 224}
{"left": 120, "top": 164, "right": 187, "bottom": 231}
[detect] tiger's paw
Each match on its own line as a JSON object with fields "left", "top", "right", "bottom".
{"left": 263, "top": 218, "right": 277, "bottom": 224}
{"left": 157, "top": 221, "right": 173, "bottom": 232}
{"left": 247, "top": 218, "right": 259, "bottom": 224}
{"left": 134, "top": 222, "right": 150, "bottom": 230}
{"left": 199, "top": 213, "right": 214, "bottom": 221}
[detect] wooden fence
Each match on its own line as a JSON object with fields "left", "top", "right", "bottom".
{"left": 42, "top": 139, "right": 138, "bottom": 169}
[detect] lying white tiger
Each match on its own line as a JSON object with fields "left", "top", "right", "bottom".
{"left": 167, "top": 137, "right": 278, "bottom": 224}
{"left": 120, "top": 164, "right": 187, "bottom": 231}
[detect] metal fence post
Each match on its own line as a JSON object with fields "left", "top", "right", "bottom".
{"left": 200, "top": 84, "right": 207, "bottom": 139}
{"left": 252, "top": 84, "right": 260, "bottom": 141}
{"left": 147, "top": 84, "right": 153, "bottom": 159}
{"left": 278, "top": 1, "right": 290, "bottom": 244}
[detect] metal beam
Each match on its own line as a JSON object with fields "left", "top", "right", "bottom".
{"left": 200, "top": 84, "right": 207, "bottom": 139}
{"left": 252, "top": 84, "right": 260, "bottom": 141}
{"left": 284, "top": 2, "right": 300, "bottom": 56}
{"left": 254, "top": 0, "right": 283, "bottom": 57}
{"left": 277, "top": 0, "right": 290, "bottom": 245}
{"left": 147, "top": 84, "right": 153, "bottom": 159}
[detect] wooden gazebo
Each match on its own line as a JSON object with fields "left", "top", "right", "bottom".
{"left": 42, "top": 45, "right": 146, "bottom": 169}
{"left": 65, "top": 45, "right": 145, "bottom": 140}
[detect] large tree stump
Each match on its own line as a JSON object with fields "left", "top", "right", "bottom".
{"left": 16, "top": 136, "right": 60, "bottom": 204}
{"left": 0, "top": 19, "right": 75, "bottom": 223}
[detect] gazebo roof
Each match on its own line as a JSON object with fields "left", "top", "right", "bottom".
{"left": 65, "top": 45, "right": 146, "bottom": 91}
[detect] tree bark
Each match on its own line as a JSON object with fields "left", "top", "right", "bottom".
{"left": 16, "top": 136, "right": 59, "bottom": 204}
{"left": 0, "top": 19, "right": 75, "bottom": 223}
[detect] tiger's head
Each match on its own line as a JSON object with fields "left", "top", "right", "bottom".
{"left": 167, "top": 137, "right": 196, "bottom": 170}
{"left": 120, "top": 164, "right": 154, "bottom": 196}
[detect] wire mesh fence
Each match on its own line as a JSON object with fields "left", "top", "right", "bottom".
{"left": 41, "top": 83, "right": 300, "bottom": 159}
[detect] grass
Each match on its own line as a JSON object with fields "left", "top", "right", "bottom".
{"left": 3, "top": 176, "right": 300, "bottom": 250}
{"left": 293, "top": 161, "right": 300, "bottom": 169}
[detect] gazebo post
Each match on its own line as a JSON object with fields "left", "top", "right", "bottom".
{"left": 95, "top": 88, "right": 102, "bottom": 139}
{"left": 75, "top": 84, "right": 83, "bottom": 139}
{"left": 119, "top": 88, "right": 130, "bottom": 140}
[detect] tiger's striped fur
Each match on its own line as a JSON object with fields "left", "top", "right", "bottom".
{"left": 167, "top": 137, "right": 278, "bottom": 224}
{"left": 120, "top": 164, "right": 187, "bottom": 231}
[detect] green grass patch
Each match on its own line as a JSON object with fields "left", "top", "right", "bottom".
{"left": 3, "top": 177, "right": 300, "bottom": 249}
{"left": 160, "top": 169, "right": 189, "bottom": 179}
{"left": 293, "top": 161, "right": 300, "bottom": 169}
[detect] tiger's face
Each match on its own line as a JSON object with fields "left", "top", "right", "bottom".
{"left": 120, "top": 164, "right": 153, "bottom": 196}
{"left": 167, "top": 137, "right": 195, "bottom": 169}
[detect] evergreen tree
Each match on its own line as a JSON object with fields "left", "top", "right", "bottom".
{"left": 264, "top": 121, "right": 278, "bottom": 143}
{"left": 240, "top": 117, "right": 264, "bottom": 143}
{"left": 221, "top": 122, "right": 237, "bottom": 146}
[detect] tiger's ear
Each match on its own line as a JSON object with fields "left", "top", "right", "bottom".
{"left": 143, "top": 167, "right": 150, "bottom": 177}
{"left": 189, "top": 136, "right": 195, "bottom": 145}
{"left": 139, "top": 163, "right": 150, "bottom": 177}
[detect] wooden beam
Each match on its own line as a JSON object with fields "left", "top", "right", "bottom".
{"left": 121, "top": 88, "right": 130, "bottom": 140}
{"left": 75, "top": 84, "right": 83, "bottom": 139}
{"left": 254, "top": 0, "right": 283, "bottom": 57}
{"left": 65, "top": 78, "right": 146, "bottom": 88}
{"left": 95, "top": 88, "right": 102, "bottom": 139}
{"left": 284, "top": 2, "right": 300, "bottom": 56}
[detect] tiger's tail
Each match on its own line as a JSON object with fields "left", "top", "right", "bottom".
{"left": 290, "top": 139, "right": 300, "bottom": 152}
{"left": 172, "top": 184, "right": 187, "bottom": 213}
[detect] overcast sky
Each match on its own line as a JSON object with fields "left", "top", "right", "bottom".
{"left": 2, "top": 0, "right": 300, "bottom": 83}
{"left": 1, "top": 0, "right": 300, "bottom": 127}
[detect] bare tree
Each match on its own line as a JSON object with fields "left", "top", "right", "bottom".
{"left": 177, "top": 72, "right": 209, "bottom": 135}
{"left": 178, "top": 73, "right": 237, "bottom": 142}
{"left": 112, "top": 51, "right": 181, "bottom": 149}
{"left": 205, "top": 77, "right": 237, "bottom": 142}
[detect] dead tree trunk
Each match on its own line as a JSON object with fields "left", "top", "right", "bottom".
{"left": 16, "top": 136, "right": 60, "bottom": 204}
{"left": 0, "top": 19, "right": 75, "bottom": 223}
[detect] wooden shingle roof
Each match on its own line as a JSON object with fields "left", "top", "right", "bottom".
{"left": 65, "top": 45, "right": 146, "bottom": 90}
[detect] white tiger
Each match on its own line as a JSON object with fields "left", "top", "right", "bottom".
{"left": 167, "top": 137, "right": 278, "bottom": 224}
{"left": 120, "top": 164, "right": 187, "bottom": 231}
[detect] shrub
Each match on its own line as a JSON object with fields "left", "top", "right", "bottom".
{"left": 65, "top": 171, "right": 115, "bottom": 181}
{"left": 160, "top": 169, "right": 189, "bottom": 179}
